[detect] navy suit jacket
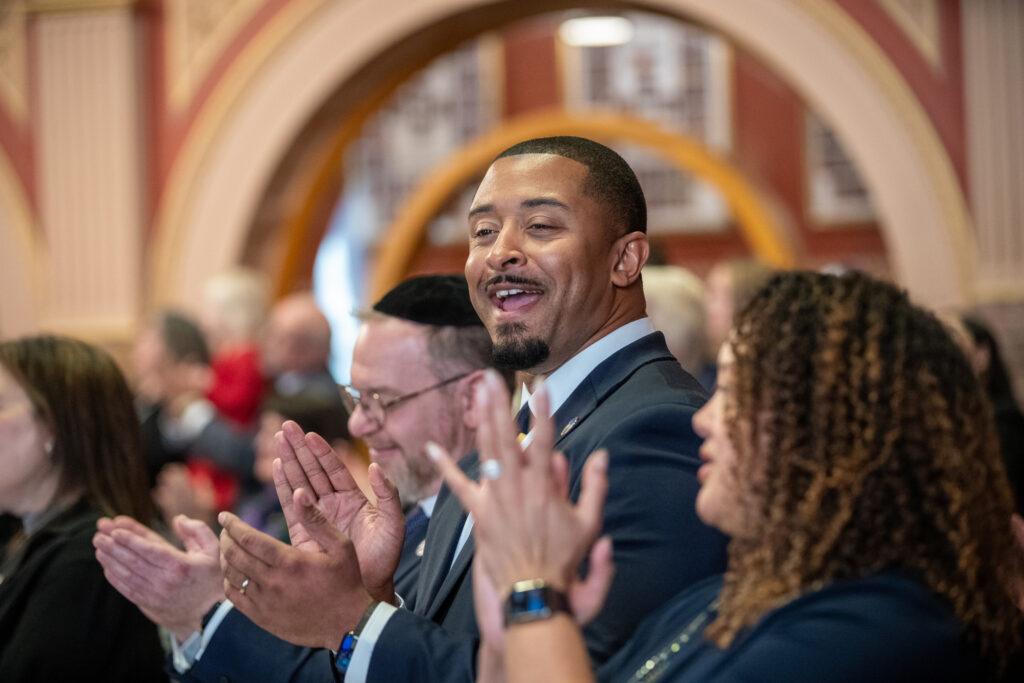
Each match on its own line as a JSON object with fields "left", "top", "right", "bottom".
{"left": 183, "top": 332, "right": 728, "bottom": 682}
{"left": 598, "top": 572, "right": 990, "bottom": 682}
{"left": 366, "top": 332, "right": 728, "bottom": 682}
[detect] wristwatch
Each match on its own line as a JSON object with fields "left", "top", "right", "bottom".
{"left": 334, "top": 600, "right": 380, "bottom": 675}
{"left": 503, "top": 579, "right": 570, "bottom": 626}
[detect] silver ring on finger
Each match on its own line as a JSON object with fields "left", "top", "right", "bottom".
{"left": 480, "top": 458, "right": 503, "bottom": 481}
{"left": 240, "top": 577, "right": 251, "bottom": 595}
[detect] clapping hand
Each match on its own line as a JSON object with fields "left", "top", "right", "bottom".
{"left": 426, "top": 371, "right": 615, "bottom": 660}
{"left": 93, "top": 514, "right": 223, "bottom": 642}
{"left": 216, "top": 420, "right": 405, "bottom": 649}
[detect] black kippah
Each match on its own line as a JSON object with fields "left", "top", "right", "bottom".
{"left": 372, "top": 274, "right": 483, "bottom": 328}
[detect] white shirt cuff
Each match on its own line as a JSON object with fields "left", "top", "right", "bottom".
{"left": 170, "top": 629, "right": 202, "bottom": 673}
{"left": 169, "top": 600, "right": 235, "bottom": 673}
{"left": 343, "top": 602, "right": 399, "bottom": 683}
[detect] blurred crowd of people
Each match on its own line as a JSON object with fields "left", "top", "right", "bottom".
{"left": 1, "top": 136, "right": 1023, "bottom": 682}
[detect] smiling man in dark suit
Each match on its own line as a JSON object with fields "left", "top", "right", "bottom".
{"left": 213, "top": 136, "right": 729, "bottom": 682}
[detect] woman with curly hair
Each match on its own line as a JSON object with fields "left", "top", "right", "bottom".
{"left": 0, "top": 336, "right": 167, "bottom": 681}
{"left": 431, "top": 270, "right": 1024, "bottom": 682}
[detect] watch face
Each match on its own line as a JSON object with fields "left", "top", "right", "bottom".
{"left": 509, "top": 588, "right": 547, "bottom": 613}
{"left": 505, "top": 586, "right": 557, "bottom": 625}
{"left": 336, "top": 633, "right": 358, "bottom": 674}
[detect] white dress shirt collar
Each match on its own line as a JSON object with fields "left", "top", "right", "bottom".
{"left": 520, "top": 317, "right": 655, "bottom": 417}
{"left": 418, "top": 493, "right": 438, "bottom": 518}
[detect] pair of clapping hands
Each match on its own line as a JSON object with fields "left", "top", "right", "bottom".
{"left": 93, "top": 419, "right": 406, "bottom": 650}
{"left": 427, "top": 371, "right": 615, "bottom": 678}
{"left": 92, "top": 369, "right": 615, "bottom": 670}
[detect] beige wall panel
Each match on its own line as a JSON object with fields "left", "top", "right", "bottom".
{"left": 0, "top": 151, "right": 38, "bottom": 338}
{"left": 964, "top": 0, "right": 1024, "bottom": 299}
{"left": 34, "top": 7, "right": 142, "bottom": 338}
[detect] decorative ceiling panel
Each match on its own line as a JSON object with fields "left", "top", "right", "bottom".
{"left": 165, "top": 0, "right": 264, "bottom": 110}
{"left": 877, "top": 0, "right": 942, "bottom": 71}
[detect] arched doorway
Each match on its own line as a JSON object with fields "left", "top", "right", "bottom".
{"left": 150, "top": 0, "right": 973, "bottom": 310}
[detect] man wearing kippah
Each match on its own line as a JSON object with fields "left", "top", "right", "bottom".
{"left": 94, "top": 274, "right": 502, "bottom": 680}
{"left": 203, "top": 137, "right": 728, "bottom": 683}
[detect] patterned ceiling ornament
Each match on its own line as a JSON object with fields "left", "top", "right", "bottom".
{"left": 876, "top": 0, "right": 943, "bottom": 72}
{"left": 165, "top": 0, "right": 264, "bottom": 110}
{"left": 0, "top": 0, "right": 27, "bottom": 124}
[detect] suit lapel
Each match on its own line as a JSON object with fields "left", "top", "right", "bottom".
{"left": 423, "top": 528, "right": 475, "bottom": 619}
{"left": 412, "top": 333, "right": 675, "bottom": 616}
{"left": 550, "top": 332, "right": 675, "bottom": 450}
{"left": 411, "top": 452, "right": 478, "bottom": 615}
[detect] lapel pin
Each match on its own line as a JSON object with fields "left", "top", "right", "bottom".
{"left": 560, "top": 417, "right": 580, "bottom": 438}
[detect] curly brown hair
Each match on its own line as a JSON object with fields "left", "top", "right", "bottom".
{"left": 705, "top": 271, "right": 1023, "bottom": 671}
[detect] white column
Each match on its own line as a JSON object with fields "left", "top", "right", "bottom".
{"left": 963, "top": 0, "right": 1024, "bottom": 298}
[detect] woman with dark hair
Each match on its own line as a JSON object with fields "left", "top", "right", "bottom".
{"left": 432, "top": 271, "right": 1024, "bottom": 682}
{"left": 0, "top": 336, "right": 166, "bottom": 681}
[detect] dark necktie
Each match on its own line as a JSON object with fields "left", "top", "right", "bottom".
{"left": 515, "top": 402, "right": 532, "bottom": 436}
{"left": 403, "top": 504, "right": 429, "bottom": 553}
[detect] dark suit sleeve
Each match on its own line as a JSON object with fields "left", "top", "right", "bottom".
{"left": 362, "top": 403, "right": 727, "bottom": 681}
{"left": 577, "top": 402, "right": 728, "bottom": 664}
{"left": 367, "top": 609, "right": 478, "bottom": 682}
{"left": 191, "top": 418, "right": 257, "bottom": 478}
{"left": 183, "top": 607, "right": 338, "bottom": 683}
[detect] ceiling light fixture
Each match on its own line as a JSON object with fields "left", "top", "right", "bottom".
{"left": 558, "top": 16, "right": 634, "bottom": 48}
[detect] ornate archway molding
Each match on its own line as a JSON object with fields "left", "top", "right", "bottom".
{"left": 152, "top": 0, "right": 974, "bottom": 310}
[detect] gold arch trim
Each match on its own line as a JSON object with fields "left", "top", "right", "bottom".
{"left": 151, "top": 0, "right": 975, "bottom": 310}
{"left": 150, "top": 0, "right": 327, "bottom": 306}
{"left": 370, "top": 109, "right": 795, "bottom": 300}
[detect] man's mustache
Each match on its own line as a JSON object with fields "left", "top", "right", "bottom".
{"left": 482, "top": 275, "right": 545, "bottom": 290}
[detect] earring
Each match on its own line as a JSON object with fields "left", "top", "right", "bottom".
{"left": 44, "top": 441, "right": 54, "bottom": 454}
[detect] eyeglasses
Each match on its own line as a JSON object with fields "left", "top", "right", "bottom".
{"left": 340, "top": 371, "right": 472, "bottom": 426}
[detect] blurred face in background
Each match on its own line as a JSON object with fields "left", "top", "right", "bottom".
{"left": 261, "top": 295, "right": 331, "bottom": 378}
{"left": 0, "top": 366, "right": 59, "bottom": 516}
{"left": 132, "top": 325, "right": 169, "bottom": 404}
{"left": 131, "top": 323, "right": 211, "bottom": 407}
{"left": 705, "top": 264, "right": 735, "bottom": 354}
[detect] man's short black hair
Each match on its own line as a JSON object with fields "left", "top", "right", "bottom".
{"left": 495, "top": 136, "right": 647, "bottom": 237}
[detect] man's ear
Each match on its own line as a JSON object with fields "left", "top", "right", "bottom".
{"left": 610, "top": 231, "right": 649, "bottom": 287}
{"left": 459, "top": 369, "right": 488, "bottom": 429}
